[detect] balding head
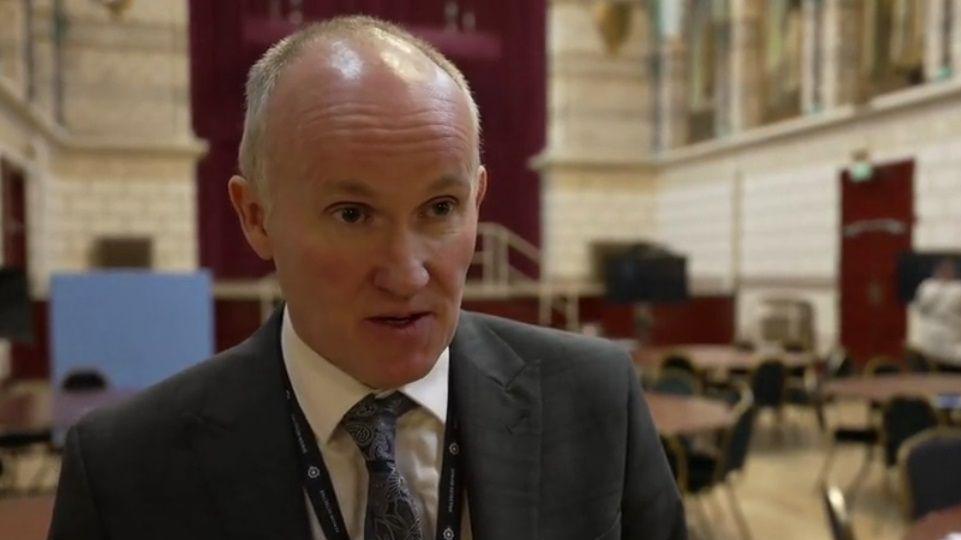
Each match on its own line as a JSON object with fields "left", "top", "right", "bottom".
{"left": 238, "top": 15, "right": 481, "bottom": 199}
{"left": 226, "top": 17, "right": 487, "bottom": 390}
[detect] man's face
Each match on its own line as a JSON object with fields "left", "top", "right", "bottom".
{"left": 231, "top": 40, "right": 485, "bottom": 389}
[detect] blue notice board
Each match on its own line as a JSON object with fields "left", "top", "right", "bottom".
{"left": 50, "top": 271, "right": 214, "bottom": 389}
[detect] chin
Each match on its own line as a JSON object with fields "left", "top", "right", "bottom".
{"left": 372, "top": 353, "right": 438, "bottom": 389}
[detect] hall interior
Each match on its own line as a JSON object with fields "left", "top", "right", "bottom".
{"left": 2, "top": 1, "right": 961, "bottom": 539}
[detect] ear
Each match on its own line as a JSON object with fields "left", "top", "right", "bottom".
{"left": 474, "top": 165, "right": 488, "bottom": 211}
{"left": 227, "top": 175, "right": 273, "bottom": 260}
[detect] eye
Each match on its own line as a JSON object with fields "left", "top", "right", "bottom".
{"left": 426, "top": 199, "right": 457, "bottom": 218}
{"left": 332, "top": 205, "right": 369, "bottom": 224}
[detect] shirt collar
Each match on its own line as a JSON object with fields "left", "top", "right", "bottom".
{"left": 280, "top": 306, "right": 449, "bottom": 444}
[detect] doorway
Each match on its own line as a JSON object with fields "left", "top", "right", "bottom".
{"left": 2, "top": 159, "right": 28, "bottom": 269}
{"left": 839, "top": 159, "right": 914, "bottom": 364}
{"left": 1, "top": 159, "right": 38, "bottom": 380}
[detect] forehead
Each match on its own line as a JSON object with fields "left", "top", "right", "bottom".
{"left": 264, "top": 36, "right": 476, "bottom": 182}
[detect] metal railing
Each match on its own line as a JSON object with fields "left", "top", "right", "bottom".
{"left": 470, "top": 222, "right": 580, "bottom": 329}
{"left": 472, "top": 222, "right": 540, "bottom": 287}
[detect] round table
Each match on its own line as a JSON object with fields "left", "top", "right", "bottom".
{"left": 0, "top": 393, "right": 50, "bottom": 441}
{"left": 646, "top": 392, "right": 736, "bottom": 437}
{"left": 823, "top": 374, "right": 961, "bottom": 403}
{"left": 904, "top": 504, "right": 961, "bottom": 540}
{"left": 635, "top": 345, "right": 816, "bottom": 373}
{"left": 52, "top": 389, "right": 139, "bottom": 430}
{"left": 0, "top": 393, "right": 42, "bottom": 430}
{"left": 1, "top": 389, "right": 138, "bottom": 445}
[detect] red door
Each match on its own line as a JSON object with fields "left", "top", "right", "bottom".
{"left": 840, "top": 160, "right": 914, "bottom": 364}
{"left": 1, "top": 160, "right": 28, "bottom": 269}
{"left": 1, "top": 160, "right": 42, "bottom": 380}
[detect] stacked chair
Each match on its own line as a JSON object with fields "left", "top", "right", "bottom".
{"left": 661, "top": 387, "right": 757, "bottom": 540}
{"left": 749, "top": 359, "right": 787, "bottom": 441}
{"left": 652, "top": 353, "right": 702, "bottom": 396}
{"left": 863, "top": 356, "right": 902, "bottom": 377}
{"left": 898, "top": 428, "right": 961, "bottom": 520}
{"left": 821, "top": 485, "right": 857, "bottom": 540}
{"left": 817, "top": 352, "right": 884, "bottom": 497}
{"left": 820, "top": 391, "right": 941, "bottom": 504}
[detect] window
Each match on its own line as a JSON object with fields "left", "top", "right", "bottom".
{"left": 685, "top": 0, "right": 720, "bottom": 143}
{"left": 863, "top": 0, "right": 926, "bottom": 95}
{"left": 760, "top": 0, "right": 803, "bottom": 123}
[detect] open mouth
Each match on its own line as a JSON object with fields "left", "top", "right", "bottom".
{"left": 369, "top": 312, "right": 429, "bottom": 328}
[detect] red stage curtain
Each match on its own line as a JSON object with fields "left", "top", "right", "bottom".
{"left": 188, "top": 0, "right": 545, "bottom": 279}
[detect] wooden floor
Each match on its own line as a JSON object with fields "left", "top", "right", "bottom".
{"left": 0, "top": 401, "right": 915, "bottom": 539}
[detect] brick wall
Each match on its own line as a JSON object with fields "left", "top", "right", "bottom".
{"left": 60, "top": 0, "right": 192, "bottom": 140}
{"left": 655, "top": 174, "right": 736, "bottom": 289}
{"left": 0, "top": 0, "right": 27, "bottom": 98}
{"left": 542, "top": 170, "right": 657, "bottom": 279}
{"left": 547, "top": 1, "right": 652, "bottom": 161}
{"left": 915, "top": 140, "right": 961, "bottom": 250}
{"left": 539, "top": 1, "right": 656, "bottom": 281}
{"left": 740, "top": 165, "right": 838, "bottom": 279}
{"left": 49, "top": 174, "right": 197, "bottom": 275}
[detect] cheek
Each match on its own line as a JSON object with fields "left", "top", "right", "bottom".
{"left": 280, "top": 236, "right": 369, "bottom": 300}
{"left": 305, "top": 249, "right": 365, "bottom": 294}
{"left": 429, "top": 229, "right": 477, "bottom": 283}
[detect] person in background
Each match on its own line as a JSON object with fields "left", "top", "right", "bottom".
{"left": 913, "top": 258, "right": 961, "bottom": 373}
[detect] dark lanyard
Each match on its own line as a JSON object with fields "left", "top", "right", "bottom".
{"left": 279, "top": 357, "right": 464, "bottom": 540}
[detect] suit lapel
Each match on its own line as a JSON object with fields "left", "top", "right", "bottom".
{"left": 451, "top": 312, "right": 542, "bottom": 539}
{"left": 187, "top": 310, "right": 311, "bottom": 540}
{"left": 187, "top": 309, "right": 541, "bottom": 539}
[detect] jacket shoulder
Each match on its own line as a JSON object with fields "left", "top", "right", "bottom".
{"left": 71, "top": 333, "right": 263, "bottom": 454}
{"left": 461, "top": 311, "right": 633, "bottom": 376}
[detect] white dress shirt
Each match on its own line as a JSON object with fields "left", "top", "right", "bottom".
{"left": 281, "top": 308, "right": 471, "bottom": 539}
{"left": 914, "top": 278, "right": 961, "bottom": 365}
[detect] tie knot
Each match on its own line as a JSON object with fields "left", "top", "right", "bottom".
{"left": 342, "top": 393, "right": 416, "bottom": 463}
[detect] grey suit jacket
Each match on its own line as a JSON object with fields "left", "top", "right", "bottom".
{"left": 49, "top": 310, "right": 685, "bottom": 539}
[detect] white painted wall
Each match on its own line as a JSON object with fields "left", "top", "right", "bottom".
{"left": 653, "top": 85, "right": 961, "bottom": 352}
{"left": 542, "top": 171, "right": 657, "bottom": 279}
{"left": 655, "top": 173, "right": 736, "bottom": 289}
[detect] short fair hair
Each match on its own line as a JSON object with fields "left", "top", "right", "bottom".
{"left": 238, "top": 15, "right": 482, "bottom": 196}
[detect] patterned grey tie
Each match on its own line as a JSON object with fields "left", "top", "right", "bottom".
{"left": 343, "top": 392, "right": 424, "bottom": 540}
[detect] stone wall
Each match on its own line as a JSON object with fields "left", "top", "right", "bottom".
{"left": 657, "top": 85, "right": 961, "bottom": 351}
{"left": 0, "top": 0, "right": 203, "bottom": 377}
{"left": 542, "top": 0, "right": 961, "bottom": 352}
{"left": 538, "top": 0, "right": 657, "bottom": 281}
{"left": 0, "top": 0, "right": 202, "bottom": 295}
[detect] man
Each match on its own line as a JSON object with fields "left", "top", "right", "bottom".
{"left": 49, "top": 16, "right": 684, "bottom": 540}
{"left": 913, "top": 259, "right": 961, "bottom": 372}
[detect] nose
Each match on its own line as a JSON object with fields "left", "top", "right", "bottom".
{"left": 372, "top": 227, "right": 430, "bottom": 298}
